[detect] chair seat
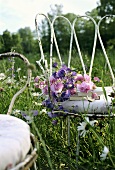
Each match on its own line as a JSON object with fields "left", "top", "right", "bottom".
{"left": 0, "top": 115, "right": 31, "bottom": 170}
{"left": 61, "top": 86, "right": 114, "bottom": 114}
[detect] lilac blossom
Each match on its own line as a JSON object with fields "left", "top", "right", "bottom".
{"left": 94, "top": 77, "right": 100, "bottom": 82}
{"left": 75, "top": 74, "right": 84, "bottom": 82}
{"left": 77, "top": 82, "right": 91, "bottom": 93}
{"left": 42, "top": 85, "right": 48, "bottom": 95}
{"left": 52, "top": 120, "right": 58, "bottom": 125}
{"left": 92, "top": 92, "right": 98, "bottom": 99}
{"left": 60, "top": 90, "right": 70, "bottom": 101}
{"left": 84, "top": 74, "right": 90, "bottom": 82}
{"left": 42, "top": 99, "right": 54, "bottom": 109}
{"left": 34, "top": 76, "right": 39, "bottom": 83}
{"left": 50, "top": 80, "right": 64, "bottom": 93}
{"left": 47, "top": 112, "right": 59, "bottom": 118}
{"left": 50, "top": 75, "right": 56, "bottom": 84}
{"left": 52, "top": 62, "right": 58, "bottom": 68}
{"left": 57, "top": 69, "right": 65, "bottom": 78}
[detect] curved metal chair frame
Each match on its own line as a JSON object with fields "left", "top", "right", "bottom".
{"left": 35, "top": 13, "right": 115, "bottom": 115}
{"left": 0, "top": 52, "right": 37, "bottom": 170}
{"left": 35, "top": 13, "right": 115, "bottom": 80}
{"left": 35, "top": 14, "right": 115, "bottom": 166}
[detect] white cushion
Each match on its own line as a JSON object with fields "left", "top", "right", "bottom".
{"left": 61, "top": 86, "right": 113, "bottom": 113}
{"left": 0, "top": 115, "right": 31, "bottom": 170}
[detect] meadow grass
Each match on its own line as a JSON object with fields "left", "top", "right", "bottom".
{"left": 0, "top": 51, "right": 115, "bottom": 169}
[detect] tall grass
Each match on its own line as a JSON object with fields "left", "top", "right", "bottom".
{"left": 0, "top": 50, "right": 115, "bottom": 169}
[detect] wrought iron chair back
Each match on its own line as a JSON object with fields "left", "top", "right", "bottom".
{"left": 35, "top": 13, "right": 115, "bottom": 115}
{"left": 35, "top": 14, "right": 115, "bottom": 82}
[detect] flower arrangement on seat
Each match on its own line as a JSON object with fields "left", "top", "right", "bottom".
{"left": 34, "top": 63, "right": 101, "bottom": 115}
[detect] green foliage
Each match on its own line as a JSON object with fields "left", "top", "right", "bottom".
{"left": 97, "top": 0, "right": 115, "bottom": 16}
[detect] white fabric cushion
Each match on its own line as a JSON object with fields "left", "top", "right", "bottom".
{"left": 62, "top": 86, "right": 113, "bottom": 113}
{"left": 0, "top": 115, "right": 31, "bottom": 170}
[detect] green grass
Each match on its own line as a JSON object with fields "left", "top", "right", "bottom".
{"left": 0, "top": 51, "right": 115, "bottom": 169}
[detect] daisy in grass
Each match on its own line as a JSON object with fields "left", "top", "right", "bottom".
{"left": 77, "top": 117, "right": 98, "bottom": 137}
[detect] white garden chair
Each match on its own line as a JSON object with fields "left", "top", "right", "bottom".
{"left": 35, "top": 13, "right": 115, "bottom": 117}
{"left": 35, "top": 13, "right": 115, "bottom": 167}
{"left": 0, "top": 52, "right": 37, "bottom": 170}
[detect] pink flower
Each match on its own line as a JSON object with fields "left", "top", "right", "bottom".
{"left": 34, "top": 83, "right": 39, "bottom": 88}
{"left": 34, "top": 76, "right": 39, "bottom": 83}
{"left": 75, "top": 74, "right": 84, "bottom": 82}
{"left": 39, "top": 81, "right": 47, "bottom": 89}
{"left": 94, "top": 77, "right": 100, "bottom": 82}
{"left": 92, "top": 93, "right": 98, "bottom": 99}
{"left": 84, "top": 74, "right": 90, "bottom": 82}
{"left": 77, "top": 81, "right": 92, "bottom": 93}
{"left": 42, "top": 85, "right": 48, "bottom": 95}
{"left": 50, "top": 81, "right": 64, "bottom": 93}
{"left": 70, "top": 88, "right": 77, "bottom": 95}
{"left": 50, "top": 75, "right": 56, "bottom": 84}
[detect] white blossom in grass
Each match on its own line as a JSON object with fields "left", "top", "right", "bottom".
{"left": 16, "top": 68, "right": 21, "bottom": 72}
{"left": 32, "top": 101, "right": 42, "bottom": 106}
{"left": 40, "top": 108, "right": 47, "bottom": 114}
{"left": 23, "top": 76, "right": 27, "bottom": 79}
{"left": 100, "top": 146, "right": 109, "bottom": 161}
{"left": 12, "top": 109, "right": 21, "bottom": 115}
{"left": 77, "top": 117, "right": 98, "bottom": 137}
{"left": 32, "top": 92, "right": 40, "bottom": 97}
{"left": 0, "top": 73, "right": 6, "bottom": 80}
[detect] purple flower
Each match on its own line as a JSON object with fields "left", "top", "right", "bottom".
{"left": 64, "top": 81, "right": 74, "bottom": 89}
{"left": 94, "top": 77, "right": 100, "bottom": 82}
{"left": 42, "top": 85, "right": 48, "bottom": 95}
{"left": 52, "top": 72, "right": 57, "bottom": 78}
{"left": 52, "top": 62, "right": 58, "bottom": 68}
{"left": 42, "top": 99, "right": 54, "bottom": 109}
{"left": 60, "top": 90, "right": 70, "bottom": 101}
{"left": 75, "top": 74, "right": 84, "bottom": 82}
{"left": 32, "top": 110, "right": 39, "bottom": 116}
{"left": 57, "top": 69, "right": 65, "bottom": 78}
{"left": 58, "top": 105, "right": 63, "bottom": 110}
{"left": 34, "top": 76, "right": 39, "bottom": 83}
{"left": 52, "top": 120, "right": 58, "bottom": 125}
{"left": 47, "top": 112, "right": 59, "bottom": 118}
{"left": 21, "top": 112, "right": 27, "bottom": 117}
{"left": 72, "top": 71, "right": 77, "bottom": 76}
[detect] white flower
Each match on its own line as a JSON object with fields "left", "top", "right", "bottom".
{"left": 12, "top": 109, "right": 21, "bottom": 115}
{"left": 100, "top": 146, "right": 109, "bottom": 161}
{"left": 77, "top": 117, "right": 98, "bottom": 137}
{"left": 23, "top": 76, "right": 27, "bottom": 79}
{"left": 0, "top": 73, "right": 6, "bottom": 80}
{"left": 6, "top": 77, "right": 15, "bottom": 84}
{"left": 40, "top": 108, "right": 47, "bottom": 114}
{"left": 16, "top": 68, "right": 21, "bottom": 72}
{"left": 32, "top": 101, "right": 42, "bottom": 106}
{"left": 32, "top": 92, "right": 40, "bottom": 97}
